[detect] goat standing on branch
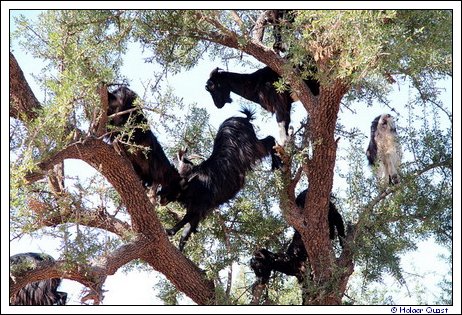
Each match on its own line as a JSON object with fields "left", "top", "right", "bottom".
{"left": 158, "top": 109, "right": 282, "bottom": 251}
{"left": 205, "top": 67, "right": 319, "bottom": 145}
{"left": 10, "top": 252, "right": 67, "bottom": 306}
{"left": 366, "top": 113, "right": 402, "bottom": 185}
{"left": 106, "top": 86, "right": 181, "bottom": 191}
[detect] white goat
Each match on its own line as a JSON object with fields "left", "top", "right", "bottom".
{"left": 366, "top": 113, "right": 402, "bottom": 185}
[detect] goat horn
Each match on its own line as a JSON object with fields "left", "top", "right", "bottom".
{"left": 210, "top": 67, "right": 223, "bottom": 76}
{"left": 187, "top": 154, "right": 205, "bottom": 161}
{"left": 187, "top": 173, "right": 198, "bottom": 183}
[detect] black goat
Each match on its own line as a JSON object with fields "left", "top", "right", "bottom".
{"left": 10, "top": 252, "right": 67, "bottom": 306}
{"left": 251, "top": 230, "right": 307, "bottom": 285}
{"left": 205, "top": 66, "right": 319, "bottom": 144}
{"left": 296, "top": 189, "right": 345, "bottom": 248}
{"left": 158, "top": 109, "right": 282, "bottom": 251}
{"left": 268, "top": 9, "right": 295, "bottom": 54}
{"left": 106, "top": 86, "right": 180, "bottom": 189}
{"left": 250, "top": 189, "right": 345, "bottom": 285}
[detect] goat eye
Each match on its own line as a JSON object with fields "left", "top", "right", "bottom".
{"left": 206, "top": 81, "right": 214, "bottom": 91}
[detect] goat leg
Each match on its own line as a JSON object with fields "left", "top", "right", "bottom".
{"left": 166, "top": 212, "right": 194, "bottom": 236}
{"left": 178, "top": 217, "right": 200, "bottom": 251}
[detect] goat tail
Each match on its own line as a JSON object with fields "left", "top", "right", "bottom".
{"left": 240, "top": 107, "right": 256, "bottom": 121}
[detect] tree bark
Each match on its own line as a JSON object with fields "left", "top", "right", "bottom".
{"left": 9, "top": 52, "right": 42, "bottom": 121}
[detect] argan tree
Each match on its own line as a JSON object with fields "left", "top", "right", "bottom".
{"left": 9, "top": 10, "right": 452, "bottom": 305}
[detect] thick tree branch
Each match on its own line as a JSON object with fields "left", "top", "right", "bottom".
{"left": 9, "top": 52, "right": 42, "bottom": 121}
{"left": 251, "top": 283, "right": 266, "bottom": 305}
{"left": 24, "top": 137, "right": 165, "bottom": 234}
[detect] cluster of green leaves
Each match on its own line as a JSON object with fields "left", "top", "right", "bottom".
{"left": 133, "top": 11, "right": 214, "bottom": 73}
{"left": 13, "top": 10, "right": 131, "bottom": 120}
{"left": 290, "top": 11, "right": 395, "bottom": 82}
{"left": 385, "top": 11, "right": 452, "bottom": 78}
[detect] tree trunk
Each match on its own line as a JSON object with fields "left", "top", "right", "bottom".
{"left": 217, "top": 23, "right": 354, "bottom": 304}
{"left": 299, "top": 81, "right": 351, "bottom": 305}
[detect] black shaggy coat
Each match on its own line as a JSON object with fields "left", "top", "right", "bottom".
{"left": 10, "top": 252, "right": 67, "bottom": 306}
{"left": 295, "top": 189, "right": 346, "bottom": 247}
{"left": 251, "top": 230, "right": 307, "bottom": 285}
{"left": 205, "top": 66, "right": 319, "bottom": 143}
{"left": 107, "top": 86, "right": 180, "bottom": 188}
{"left": 159, "top": 109, "right": 281, "bottom": 251}
{"left": 250, "top": 189, "right": 345, "bottom": 284}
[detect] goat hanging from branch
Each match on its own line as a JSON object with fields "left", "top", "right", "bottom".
{"left": 158, "top": 109, "right": 282, "bottom": 251}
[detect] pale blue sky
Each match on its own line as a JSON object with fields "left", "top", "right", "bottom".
{"left": 3, "top": 5, "right": 461, "bottom": 311}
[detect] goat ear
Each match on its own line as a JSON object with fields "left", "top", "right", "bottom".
{"left": 108, "top": 91, "right": 116, "bottom": 102}
{"left": 177, "top": 147, "right": 188, "bottom": 161}
{"left": 366, "top": 140, "right": 377, "bottom": 165}
{"left": 205, "top": 80, "right": 215, "bottom": 91}
{"left": 179, "top": 178, "right": 190, "bottom": 190}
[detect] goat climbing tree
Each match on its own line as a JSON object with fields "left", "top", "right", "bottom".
{"left": 9, "top": 10, "right": 453, "bottom": 305}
